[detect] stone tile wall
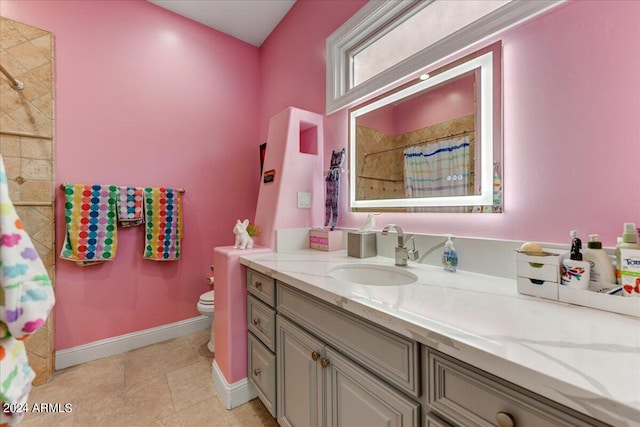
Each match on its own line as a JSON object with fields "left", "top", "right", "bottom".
{"left": 0, "top": 16, "right": 55, "bottom": 385}
{"left": 355, "top": 114, "right": 476, "bottom": 203}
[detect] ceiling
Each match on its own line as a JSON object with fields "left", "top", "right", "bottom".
{"left": 148, "top": 0, "right": 297, "bottom": 47}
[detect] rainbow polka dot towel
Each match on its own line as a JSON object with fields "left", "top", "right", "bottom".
{"left": 60, "top": 184, "right": 119, "bottom": 265}
{"left": 117, "top": 186, "right": 144, "bottom": 227}
{"left": 143, "top": 187, "right": 183, "bottom": 261}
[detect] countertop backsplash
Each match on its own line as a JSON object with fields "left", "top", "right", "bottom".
{"left": 276, "top": 227, "right": 592, "bottom": 279}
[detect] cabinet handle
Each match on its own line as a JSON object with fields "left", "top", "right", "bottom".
{"left": 320, "top": 358, "right": 330, "bottom": 369}
{"left": 495, "top": 412, "right": 515, "bottom": 427}
{"left": 254, "top": 281, "right": 262, "bottom": 289}
{"left": 311, "top": 351, "right": 320, "bottom": 361}
{"left": 252, "top": 318, "right": 261, "bottom": 326}
{"left": 253, "top": 368, "right": 261, "bottom": 376}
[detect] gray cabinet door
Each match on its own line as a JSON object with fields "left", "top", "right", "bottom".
{"left": 277, "top": 315, "right": 324, "bottom": 427}
{"left": 248, "top": 333, "right": 276, "bottom": 417}
{"left": 324, "top": 346, "right": 420, "bottom": 427}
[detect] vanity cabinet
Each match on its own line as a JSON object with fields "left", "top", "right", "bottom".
{"left": 246, "top": 268, "right": 421, "bottom": 426}
{"left": 426, "top": 349, "right": 609, "bottom": 427}
{"left": 277, "top": 314, "right": 420, "bottom": 427}
{"left": 247, "top": 267, "right": 609, "bottom": 427}
{"left": 247, "top": 269, "right": 277, "bottom": 417}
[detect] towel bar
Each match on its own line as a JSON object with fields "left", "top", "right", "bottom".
{"left": 59, "top": 184, "right": 185, "bottom": 194}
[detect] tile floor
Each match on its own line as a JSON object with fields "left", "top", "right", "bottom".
{"left": 20, "top": 330, "right": 279, "bottom": 426}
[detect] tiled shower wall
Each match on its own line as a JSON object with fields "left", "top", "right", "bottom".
{"left": 0, "top": 16, "right": 55, "bottom": 384}
{"left": 355, "top": 114, "right": 476, "bottom": 204}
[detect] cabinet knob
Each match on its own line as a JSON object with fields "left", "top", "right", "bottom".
{"left": 252, "top": 318, "right": 261, "bottom": 326}
{"left": 495, "top": 412, "right": 515, "bottom": 427}
{"left": 254, "top": 281, "right": 262, "bottom": 289}
{"left": 253, "top": 368, "right": 261, "bottom": 376}
{"left": 320, "top": 358, "right": 330, "bottom": 369}
{"left": 311, "top": 351, "right": 320, "bottom": 361}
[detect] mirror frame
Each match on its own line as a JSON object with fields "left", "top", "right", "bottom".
{"left": 349, "top": 51, "right": 494, "bottom": 209}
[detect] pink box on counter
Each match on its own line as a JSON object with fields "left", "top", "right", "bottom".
{"left": 309, "top": 229, "right": 343, "bottom": 252}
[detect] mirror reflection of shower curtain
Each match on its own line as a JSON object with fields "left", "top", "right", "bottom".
{"left": 404, "top": 135, "right": 470, "bottom": 198}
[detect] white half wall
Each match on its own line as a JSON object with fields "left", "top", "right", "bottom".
{"left": 212, "top": 359, "right": 257, "bottom": 409}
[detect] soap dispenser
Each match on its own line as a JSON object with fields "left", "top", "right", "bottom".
{"left": 442, "top": 235, "right": 458, "bottom": 272}
{"left": 561, "top": 230, "right": 591, "bottom": 289}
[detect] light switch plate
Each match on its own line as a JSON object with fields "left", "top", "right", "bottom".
{"left": 297, "top": 192, "right": 311, "bottom": 208}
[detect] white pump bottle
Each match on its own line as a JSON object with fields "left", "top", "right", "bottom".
{"left": 582, "top": 234, "right": 616, "bottom": 284}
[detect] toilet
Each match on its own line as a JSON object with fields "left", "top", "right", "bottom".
{"left": 197, "top": 290, "right": 215, "bottom": 352}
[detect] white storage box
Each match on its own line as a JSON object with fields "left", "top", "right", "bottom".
{"left": 558, "top": 282, "right": 640, "bottom": 318}
{"left": 516, "top": 250, "right": 563, "bottom": 301}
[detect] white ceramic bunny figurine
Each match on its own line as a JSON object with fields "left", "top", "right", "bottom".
{"left": 233, "top": 219, "right": 254, "bottom": 250}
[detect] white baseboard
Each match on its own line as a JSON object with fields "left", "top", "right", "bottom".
{"left": 55, "top": 315, "right": 212, "bottom": 369}
{"left": 212, "top": 359, "right": 257, "bottom": 409}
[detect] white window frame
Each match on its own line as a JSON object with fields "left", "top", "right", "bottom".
{"left": 326, "top": 0, "right": 564, "bottom": 115}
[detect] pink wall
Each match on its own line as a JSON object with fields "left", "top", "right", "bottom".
{"left": 394, "top": 75, "right": 475, "bottom": 135}
{"left": 259, "top": 0, "right": 369, "bottom": 157}
{"left": 357, "top": 75, "right": 475, "bottom": 136}
{"left": 356, "top": 104, "right": 396, "bottom": 136}
{"left": 1, "top": 0, "right": 261, "bottom": 349}
{"left": 260, "top": 0, "right": 640, "bottom": 247}
{"left": 213, "top": 246, "right": 270, "bottom": 384}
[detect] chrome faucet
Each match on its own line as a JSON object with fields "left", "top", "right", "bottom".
{"left": 381, "top": 224, "right": 419, "bottom": 266}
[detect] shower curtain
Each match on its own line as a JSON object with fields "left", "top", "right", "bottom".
{"left": 404, "top": 135, "right": 471, "bottom": 198}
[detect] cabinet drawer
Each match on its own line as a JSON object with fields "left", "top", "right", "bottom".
{"left": 425, "top": 413, "right": 454, "bottom": 427}
{"left": 247, "top": 269, "right": 275, "bottom": 306}
{"left": 248, "top": 296, "right": 276, "bottom": 351}
{"left": 277, "top": 283, "right": 419, "bottom": 397}
{"left": 428, "top": 350, "right": 608, "bottom": 427}
{"left": 248, "top": 333, "right": 276, "bottom": 417}
{"left": 516, "top": 260, "right": 559, "bottom": 282}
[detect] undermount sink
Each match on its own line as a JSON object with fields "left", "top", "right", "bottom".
{"left": 328, "top": 263, "right": 418, "bottom": 286}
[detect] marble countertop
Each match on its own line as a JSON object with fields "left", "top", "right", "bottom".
{"left": 240, "top": 249, "right": 640, "bottom": 427}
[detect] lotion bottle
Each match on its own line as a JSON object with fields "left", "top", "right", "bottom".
{"left": 583, "top": 234, "right": 616, "bottom": 284}
{"left": 442, "top": 235, "right": 458, "bottom": 272}
{"left": 616, "top": 223, "right": 640, "bottom": 284}
{"left": 561, "top": 231, "right": 590, "bottom": 289}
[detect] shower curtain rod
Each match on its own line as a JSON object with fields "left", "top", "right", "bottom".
{"left": 363, "top": 129, "right": 473, "bottom": 158}
{"left": 0, "top": 64, "right": 25, "bottom": 90}
{"left": 59, "top": 184, "right": 185, "bottom": 194}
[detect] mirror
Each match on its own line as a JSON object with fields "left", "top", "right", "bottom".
{"left": 348, "top": 45, "right": 502, "bottom": 213}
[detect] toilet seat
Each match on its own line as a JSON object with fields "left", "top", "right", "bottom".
{"left": 198, "top": 290, "right": 215, "bottom": 306}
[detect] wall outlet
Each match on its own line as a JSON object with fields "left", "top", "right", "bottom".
{"left": 297, "top": 192, "right": 311, "bottom": 208}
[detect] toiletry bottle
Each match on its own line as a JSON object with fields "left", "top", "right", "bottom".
{"left": 561, "top": 231, "right": 590, "bottom": 289}
{"left": 615, "top": 223, "right": 640, "bottom": 284}
{"left": 582, "top": 234, "right": 616, "bottom": 284}
{"left": 442, "top": 235, "right": 458, "bottom": 272}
